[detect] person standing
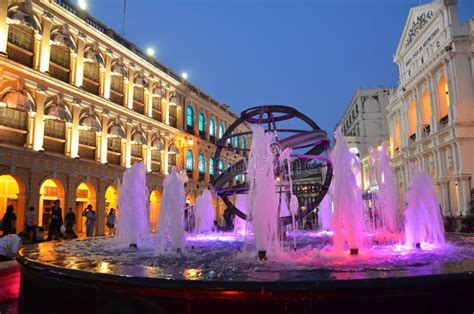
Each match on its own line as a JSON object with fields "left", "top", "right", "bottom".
{"left": 2, "top": 205, "right": 17, "bottom": 236}
{"left": 106, "top": 208, "right": 116, "bottom": 236}
{"left": 82, "top": 204, "right": 96, "bottom": 237}
{"left": 64, "top": 207, "right": 77, "bottom": 239}
{"left": 47, "top": 200, "right": 63, "bottom": 241}
{"left": 24, "top": 206, "right": 36, "bottom": 239}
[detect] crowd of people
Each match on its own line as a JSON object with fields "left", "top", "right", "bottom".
{"left": 0, "top": 201, "right": 117, "bottom": 242}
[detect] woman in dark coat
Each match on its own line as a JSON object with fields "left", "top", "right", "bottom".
{"left": 2, "top": 205, "right": 17, "bottom": 236}
{"left": 47, "top": 200, "right": 63, "bottom": 241}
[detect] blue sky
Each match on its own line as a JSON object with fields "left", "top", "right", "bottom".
{"left": 84, "top": 0, "right": 474, "bottom": 134}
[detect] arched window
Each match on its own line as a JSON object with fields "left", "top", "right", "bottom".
{"left": 235, "top": 136, "right": 240, "bottom": 148}
{"left": 407, "top": 99, "right": 417, "bottom": 139}
{"left": 198, "top": 154, "right": 205, "bottom": 173}
{"left": 186, "top": 150, "right": 193, "bottom": 171}
{"left": 209, "top": 157, "right": 215, "bottom": 175}
{"left": 227, "top": 133, "right": 232, "bottom": 146}
{"left": 242, "top": 137, "right": 247, "bottom": 150}
{"left": 218, "top": 160, "right": 224, "bottom": 172}
{"left": 438, "top": 75, "right": 450, "bottom": 122}
{"left": 421, "top": 89, "right": 431, "bottom": 127}
{"left": 218, "top": 124, "right": 225, "bottom": 139}
{"left": 198, "top": 112, "right": 205, "bottom": 133}
{"left": 186, "top": 106, "right": 194, "bottom": 128}
{"left": 209, "top": 119, "right": 216, "bottom": 137}
{"left": 227, "top": 162, "right": 232, "bottom": 170}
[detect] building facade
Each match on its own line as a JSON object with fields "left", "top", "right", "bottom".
{"left": 0, "top": 0, "right": 249, "bottom": 235}
{"left": 387, "top": 0, "right": 474, "bottom": 217}
{"left": 336, "top": 87, "right": 393, "bottom": 157}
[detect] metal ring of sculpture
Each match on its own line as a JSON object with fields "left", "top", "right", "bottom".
{"left": 212, "top": 105, "right": 333, "bottom": 225}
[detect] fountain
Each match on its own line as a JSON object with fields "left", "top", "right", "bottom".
{"left": 194, "top": 188, "right": 215, "bottom": 233}
{"left": 368, "top": 143, "right": 399, "bottom": 234}
{"left": 156, "top": 166, "right": 186, "bottom": 252}
{"left": 404, "top": 166, "right": 445, "bottom": 248}
{"left": 318, "top": 184, "right": 333, "bottom": 231}
{"left": 116, "top": 162, "right": 150, "bottom": 248}
{"left": 331, "top": 127, "right": 365, "bottom": 254}
{"left": 247, "top": 124, "right": 280, "bottom": 260}
{"left": 16, "top": 106, "right": 474, "bottom": 313}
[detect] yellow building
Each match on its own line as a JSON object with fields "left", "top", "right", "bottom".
{"left": 0, "top": 0, "right": 248, "bottom": 235}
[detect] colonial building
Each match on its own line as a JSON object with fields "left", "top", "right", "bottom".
{"left": 387, "top": 0, "right": 474, "bottom": 217}
{"left": 336, "top": 87, "right": 393, "bottom": 157}
{"left": 0, "top": 0, "right": 249, "bottom": 235}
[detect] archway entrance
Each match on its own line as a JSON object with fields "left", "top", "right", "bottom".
{"left": 149, "top": 190, "right": 161, "bottom": 232}
{"left": 0, "top": 174, "right": 26, "bottom": 232}
{"left": 76, "top": 182, "right": 97, "bottom": 235}
{"left": 105, "top": 185, "right": 118, "bottom": 232}
{"left": 39, "top": 179, "right": 65, "bottom": 230}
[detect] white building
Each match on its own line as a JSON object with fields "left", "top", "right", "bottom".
{"left": 336, "top": 88, "right": 393, "bottom": 157}
{"left": 387, "top": 0, "right": 474, "bottom": 217}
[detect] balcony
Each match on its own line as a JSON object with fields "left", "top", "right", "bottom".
{"left": 133, "top": 101, "right": 145, "bottom": 115}
{"left": 110, "top": 90, "right": 123, "bottom": 106}
{"left": 83, "top": 77, "right": 99, "bottom": 95}
{"left": 49, "top": 62, "right": 70, "bottom": 83}
{"left": 199, "top": 130, "right": 206, "bottom": 140}
{"left": 6, "top": 43, "right": 33, "bottom": 68}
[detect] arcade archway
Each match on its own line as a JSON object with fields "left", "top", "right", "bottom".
{"left": 0, "top": 174, "right": 26, "bottom": 232}
{"left": 105, "top": 185, "right": 118, "bottom": 232}
{"left": 76, "top": 182, "right": 97, "bottom": 234}
{"left": 149, "top": 190, "right": 161, "bottom": 232}
{"left": 39, "top": 179, "right": 65, "bottom": 230}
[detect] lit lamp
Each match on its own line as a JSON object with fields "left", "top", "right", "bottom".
{"left": 188, "top": 139, "right": 194, "bottom": 146}
{"left": 146, "top": 47, "right": 155, "bottom": 57}
{"left": 78, "top": 0, "right": 87, "bottom": 10}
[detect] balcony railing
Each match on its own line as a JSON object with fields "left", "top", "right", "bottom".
{"left": 49, "top": 62, "right": 70, "bottom": 83}
{"left": 133, "top": 101, "right": 145, "bottom": 115}
{"left": 6, "top": 43, "right": 33, "bottom": 68}
{"left": 110, "top": 90, "right": 123, "bottom": 106}
{"left": 83, "top": 77, "right": 99, "bottom": 95}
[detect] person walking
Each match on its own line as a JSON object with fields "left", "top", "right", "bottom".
{"left": 47, "top": 200, "right": 63, "bottom": 241}
{"left": 2, "top": 205, "right": 17, "bottom": 236}
{"left": 82, "top": 204, "right": 96, "bottom": 237}
{"left": 64, "top": 207, "right": 77, "bottom": 239}
{"left": 106, "top": 208, "right": 116, "bottom": 236}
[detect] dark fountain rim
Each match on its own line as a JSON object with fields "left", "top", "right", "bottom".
{"left": 16, "top": 238, "right": 474, "bottom": 295}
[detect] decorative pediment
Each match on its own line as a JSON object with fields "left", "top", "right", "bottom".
{"left": 395, "top": 2, "right": 442, "bottom": 57}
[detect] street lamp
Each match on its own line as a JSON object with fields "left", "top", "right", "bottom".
{"left": 181, "top": 72, "right": 188, "bottom": 80}
{"left": 146, "top": 47, "right": 155, "bottom": 57}
{"left": 78, "top": 0, "right": 87, "bottom": 10}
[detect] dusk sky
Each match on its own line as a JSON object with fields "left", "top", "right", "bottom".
{"left": 85, "top": 0, "right": 474, "bottom": 134}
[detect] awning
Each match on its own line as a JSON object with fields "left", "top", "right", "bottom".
{"left": 111, "top": 61, "right": 128, "bottom": 79}
{"left": 44, "top": 101, "right": 72, "bottom": 122}
{"left": 83, "top": 47, "right": 105, "bottom": 65}
{"left": 50, "top": 28, "right": 76, "bottom": 51}
{"left": 79, "top": 112, "right": 101, "bottom": 133}
{"left": 7, "top": 4, "right": 42, "bottom": 34}
{"left": 168, "top": 143, "right": 180, "bottom": 154}
{"left": 107, "top": 122, "right": 126, "bottom": 139}
{"left": 131, "top": 130, "right": 147, "bottom": 145}
{"left": 0, "top": 91, "right": 34, "bottom": 112}
{"left": 151, "top": 137, "right": 164, "bottom": 150}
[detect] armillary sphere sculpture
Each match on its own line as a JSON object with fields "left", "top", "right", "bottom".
{"left": 212, "top": 105, "right": 333, "bottom": 226}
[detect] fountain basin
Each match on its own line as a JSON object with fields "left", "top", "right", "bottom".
{"left": 17, "top": 232, "right": 474, "bottom": 314}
